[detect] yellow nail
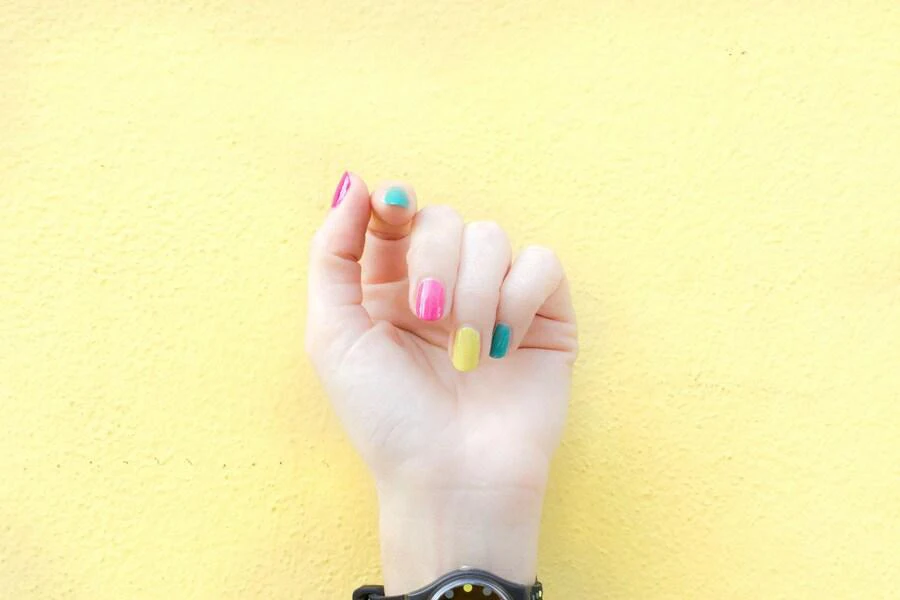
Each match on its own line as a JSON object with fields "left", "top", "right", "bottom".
{"left": 452, "top": 326, "right": 480, "bottom": 372}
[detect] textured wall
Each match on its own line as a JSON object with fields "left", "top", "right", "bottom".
{"left": 2, "top": 1, "right": 899, "bottom": 598}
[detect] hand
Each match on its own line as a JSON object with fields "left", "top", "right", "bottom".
{"left": 306, "top": 174, "right": 577, "bottom": 593}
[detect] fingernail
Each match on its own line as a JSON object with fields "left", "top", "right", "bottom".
{"left": 383, "top": 187, "right": 410, "bottom": 208}
{"left": 489, "top": 323, "right": 511, "bottom": 359}
{"left": 332, "top": 172, "right": 351, "bottom": 208}
{"left": 415, "top": 278, "right": 445, "bottom": 321}
{"left": 452, "top": 327, "right": 480, "bottom": 372}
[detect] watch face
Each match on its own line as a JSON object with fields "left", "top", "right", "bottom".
{"left": 429, "top": 577, "right": 512, "bottom": 600}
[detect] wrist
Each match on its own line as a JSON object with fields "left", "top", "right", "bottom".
{"left": 376, "top": 481, "right": 545, "bottom": 594}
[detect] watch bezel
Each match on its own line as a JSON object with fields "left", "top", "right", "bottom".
{"left": 353, "top": 567, "right": 539, "bottom": 600}
{"left": 428, "top": 575, "right": 513, "bottom": 600}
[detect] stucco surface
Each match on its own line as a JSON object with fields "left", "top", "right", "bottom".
{"left": 2, "top": 1, "right": 899, "bottom": 598}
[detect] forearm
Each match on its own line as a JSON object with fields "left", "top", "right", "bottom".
{"left": 377, "top": 483, "right": 545, "bottom": 594}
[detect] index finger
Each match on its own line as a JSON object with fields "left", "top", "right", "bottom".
{"left": 362, "top": 182, "right": 419, "bottom": 285}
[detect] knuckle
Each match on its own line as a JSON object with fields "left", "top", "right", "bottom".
{"left": 418, "top": 204, "right": 463, "bottom": 227}
{"left": 466, "top": 220, "right": 508, "bottom": 243}
{"left": 522, "top": 244, "right": 561, "bottom": 268}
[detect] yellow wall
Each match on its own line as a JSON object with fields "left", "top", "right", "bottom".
{"left": 2, "top": 1, "right": 898, "bottom": 598}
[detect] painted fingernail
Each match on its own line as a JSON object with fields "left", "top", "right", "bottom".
{"left": 383, "top": 187, "right": 410, "bottom": 208}
{"left": 331, "top": 172, "right": 351, "bottom": 208}
{"left": 415, "top": 278, "right": 445, "bottom": 321}
{"left": 489, "top": 323, "right": 511, "bottom": 359}
{"left": 452, "top": 326, "right": 480, "bottom": 372}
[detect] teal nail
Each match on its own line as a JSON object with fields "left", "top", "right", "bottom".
{"left": 489, "top": 323, "right": 511, "bottom": 359}
{"left": 383, "top": 187, "right": 410, "bottom": 208}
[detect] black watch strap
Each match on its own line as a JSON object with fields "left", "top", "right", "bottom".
{"left": 352, "top": 571, "right": 543, "bottom": 600}
{"left": 352, "top": 585, "right": 389, "bottom": 600}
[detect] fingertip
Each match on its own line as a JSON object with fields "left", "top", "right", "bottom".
{"left": 327, "top": 172, "right": 371, "bottom": 224}
{"left": 489, "top": 323, "right": 512, "bottom": 359}
{"left": 371, "top": 182, "right": 417, "bottom": 231}
{"left": 451, "top": 326, "right": 481, "bottom": 372}
{"left": 383, "top": 187, "right": 411, "bottom": 209}
{"left": 331, "top": 171, "right": 351, "bottom": 208}
{"left": 331, "top": 171, "right": 369, "bottom": 209}
{"left": 316, "top": 171, "right": 372, "bottom": 261}
{"left": 414, "top": 277, "right": 446, "bottom": 321}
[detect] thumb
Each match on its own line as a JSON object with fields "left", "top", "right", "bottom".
{"left": 306, "top": 172, "right": 373, "bottom": 364}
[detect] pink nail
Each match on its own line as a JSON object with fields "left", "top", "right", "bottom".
{"left": 415, "top": 278, "right": 445, "bottom": 321}
{"left": 332, "top": 172, "right": 351, "bottom": 208}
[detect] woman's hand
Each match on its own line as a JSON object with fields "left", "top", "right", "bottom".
{"left": 306, "top": 174, "right": 577, "bottom": 594}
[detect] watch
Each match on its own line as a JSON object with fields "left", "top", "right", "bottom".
{"left": 353, "top": 568, "right": 543, "bottom": 600}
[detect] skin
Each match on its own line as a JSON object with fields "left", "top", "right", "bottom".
{"left": 306, "top": 174, "right": 577, "bottom": 594}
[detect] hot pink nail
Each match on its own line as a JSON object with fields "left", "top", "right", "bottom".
{"left": 332, "top": 172, "right": 351, "bottom": 208}
{"left": 415, "top": 278, "right": 445, "bottom": 321}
